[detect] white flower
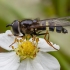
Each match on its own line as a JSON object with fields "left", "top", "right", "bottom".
{"left": 0, "top": 30, "right": 60, "bottom": 70}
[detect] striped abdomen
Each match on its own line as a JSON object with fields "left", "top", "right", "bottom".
{"left": 38, "top": 20, "right": 68, "bottom": 33}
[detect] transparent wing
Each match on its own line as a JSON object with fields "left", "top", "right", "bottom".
{"left": 48, "top": 19, "right": 70, "bottom": 26}
{"left": 41, "top": 16, "right": 70, "bottom": 27}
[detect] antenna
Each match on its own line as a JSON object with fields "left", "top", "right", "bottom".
{"left": 6, "top": 24, "right": 12, "bottom": 27}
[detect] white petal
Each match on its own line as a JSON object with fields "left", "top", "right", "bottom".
{"left": 30, "top": 59, "right": 44, "bottom": 70}
{"left": 18, "top": 52, "right": 60, "bottom": 70}
{"left": 18, "top": 58, "right": 44, "bottom": 70}
{"left": 0, "top": 30, "right": 16, "bottom": 50}
{"left": 0, "top": 52, "right": 20, "bottom": 70}
{"left": 18, "top": 59, "right": 29, "bottom": 70}
{"left": 38, "top": 38, "right": 60, "bottom": 52}
{"left": 34, "top": 52, "right": 60, "bottom": 70}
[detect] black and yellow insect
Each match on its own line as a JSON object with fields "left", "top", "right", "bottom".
{"left": 6, "top": 16, "right": 70, "bottom": 36}
{"left": 6, "top": 16, "right": 70, "bottom": 50}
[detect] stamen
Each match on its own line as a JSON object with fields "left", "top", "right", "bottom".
{"left": 12, "top": 46, "right": 14, "bottom": 49}
{"left": 20, "top": 39, "right": 23, "bottom": 42}
{"left": 11, "top": 35, "right": 39, "bottom": 61}
{"left": 36, "top": 38, "right": 39, "bottom": 43}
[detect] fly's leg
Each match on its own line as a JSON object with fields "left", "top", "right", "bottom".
{"left": 8, "top": 34, "right": 18, "bottom": 47}
{"left": 9, "top": 38, "right": 18, "bottom": 47}
{"left": 44, "top": 31, "right": 58, "bottom": 50}
{"left": 33, "top": 30, "right": 58, "bottom": 50}
{"left": 34, "top": 30, "right": 58, "bottom": 50}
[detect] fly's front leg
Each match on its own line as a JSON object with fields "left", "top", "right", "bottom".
{"left": 9, "top": 38, "right": 18, "bottom": 47}
{"left": 44, "top": 30, "right": 58, "bottom": 50}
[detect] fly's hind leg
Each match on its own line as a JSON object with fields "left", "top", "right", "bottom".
{"left": 44, "top": 30, "right": 58, "bottom": 50}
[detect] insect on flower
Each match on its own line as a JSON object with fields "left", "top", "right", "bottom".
{"left": 0, "top": 30, "right": 60, "bottom": 70}
{"left": 6, "top": 16, "right": 70, "bottom": 50}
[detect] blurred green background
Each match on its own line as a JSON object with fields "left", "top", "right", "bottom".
{"left": 0, "top": 0, "right": 70, "bottom": 70}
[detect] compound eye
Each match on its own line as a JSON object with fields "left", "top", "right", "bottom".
{"left": 12, "top": 20, "right": 20, "bottom": 36}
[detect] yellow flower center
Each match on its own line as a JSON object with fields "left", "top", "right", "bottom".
{"left": 12, "top": 35, "right": 39, "bottom": 61}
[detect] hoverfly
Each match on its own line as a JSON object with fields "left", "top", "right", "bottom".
{"left": 6, "top": 16, "right": 70, "bottom": 50}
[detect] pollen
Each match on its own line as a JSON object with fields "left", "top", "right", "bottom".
{"left": 12, "top": 35, "right": 39, "bottom": 61}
